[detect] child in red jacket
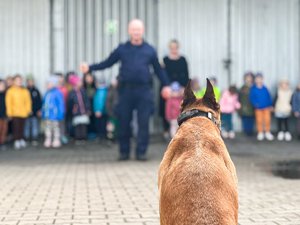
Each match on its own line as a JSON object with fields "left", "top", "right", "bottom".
{"left": 165, "top": 82, "right": 183, "bottom": 138}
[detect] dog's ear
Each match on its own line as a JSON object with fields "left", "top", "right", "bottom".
{"left": 203, "top": 78, "right": 220, "bottom": 111}
{"left": 181, "top": 79, "right": 196, "bottom": 111}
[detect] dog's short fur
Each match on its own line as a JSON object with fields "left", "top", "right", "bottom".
{"left": 158, "top": 79, "right": 238, "bottom": 225}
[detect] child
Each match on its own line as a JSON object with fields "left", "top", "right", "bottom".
{"left": 274, "top": 79, "right": 293, "bottom": 141}
{"left": 67, "top": 75, "right": 91, "bottom": 143}
{"left": 65, "top": 72, "right": 77, "bottom": 137}
{"left": 249, "top": 73, "right": 274, "bottom": 141}
{"left": 5, "top": 75, "right": 32, "bottom": 149}
{"left": 105, "top": 79, "right": 119, "bottom": 141}
{"left": 55, "top": 73, "right": 68, "bottom": 103}
{"left": 0, "top": 80, "right": 7, "bottom": 150}
{"left": 55, "top": 72, "right": 69, "bottom": 144}
{"left": 238, "top": 72, "right": 255, "bottom": 136}
{"left": 292, "top": 83, "right": 300, "bottom": 139}
{"left": 194, "top": 77, "right": 221, "bottom": 102}
{"left": 5, "top": 76, "right": 13, "bottom": 88}
{"left": 165, "top": 82, "right": 183, "bottom": 138}
{"left": 25, "top": 75, "right": 42, "bottom": 146}
{"left": 93, "top": 79, "right": 108, "bottom": 141}
{"left": 5, "top": 76, "right": 13, "bottom": 142}
{"left": 42, "top": 76, "right": 65, "bottom": 148}
{"left": 191, "top": 78, "right": 201, "bottom": 94}
{"left": 83, "top": 72, "right": 97, "bottom": 139}
{"left": 65, "top": 71, "right": 76, "bottom": 92}
{"left": 220, "top": 85, "right": 241, "bottom": 139}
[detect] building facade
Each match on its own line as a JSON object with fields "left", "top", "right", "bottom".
{"left": 1, "top": 0, "right": 299, "bottom": 90}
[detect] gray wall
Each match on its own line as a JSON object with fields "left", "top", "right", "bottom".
{"left": 1, "top": 0, "right": 299, "bottom": 90}
{"left": 158, "top": 0, "right": 300, "bottom": 91}
{"left": 0, "top": 0, "right": 50, "bottom": 89}
{"left": 158, "top": 0, "right": 228, "bottom": 89}
{"left": 231, "top": 0, "right": 300, "bottom": 91}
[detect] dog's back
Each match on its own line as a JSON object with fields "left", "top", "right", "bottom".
{"left": 158, "top": 79, "right": 238, "bottom": 225}
{"left": 159, "top": 120, "right": 238, "bottom": 225}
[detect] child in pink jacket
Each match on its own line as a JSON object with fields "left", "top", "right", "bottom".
{"left": 220, "top": 85, "right": 241, "bottom": 139}
{"left": 165, "top": 82, "right": 183, "bottom": 138}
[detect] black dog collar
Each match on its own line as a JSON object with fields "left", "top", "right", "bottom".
{"left": 177, "top": 109, "right": 221, "bottom": 129}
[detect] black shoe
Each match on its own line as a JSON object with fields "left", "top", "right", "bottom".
{"left": 136, "top": 155, "right": 148, "bottom": 161}
{"left": 118, "top": 154, "right": 130, "bottom": 161}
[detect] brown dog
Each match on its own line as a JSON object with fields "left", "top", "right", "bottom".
{"left": 158, "top": 79, "right": 238, "bottom": 225}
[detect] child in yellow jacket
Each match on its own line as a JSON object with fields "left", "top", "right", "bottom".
{"left": 5, "top": 75, "right": 32, "bottom": 149}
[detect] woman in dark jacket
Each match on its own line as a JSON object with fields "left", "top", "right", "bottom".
{"left": 160, "top": 39, "right": 189, "bottom": 139}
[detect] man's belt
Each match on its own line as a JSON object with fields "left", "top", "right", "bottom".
{"left": 119, "top": 82, "right": 152, "bottom": 89}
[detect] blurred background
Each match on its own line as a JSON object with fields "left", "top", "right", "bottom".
{"left": 1, "top": 0, "right": 299, "bottom": 90}
{"left": 0, "top": 1, "right": 300, "bottom": 225}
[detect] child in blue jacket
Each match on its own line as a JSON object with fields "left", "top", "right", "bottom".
{"left": 249, "top": 73, "right": 274, "bottom": 141}
{"left": 93, "top": 80, "right": 108, "bottom": 140}
{"left": 292, "top": 83, "right": 300, "bottom": 139}
{"left": 42, "top": 76, "right": 65, "bottom": 148}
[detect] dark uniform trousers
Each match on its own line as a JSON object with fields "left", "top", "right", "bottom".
{"left": 116, "top": 85, "right": 154, "bottom": 158}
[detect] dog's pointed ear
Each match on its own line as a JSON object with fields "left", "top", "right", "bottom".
{"left": 203, "top": 78, "right": 219, "bottom": 111}
{"left": 181, "top": 79, "right": 196, "bottom": 111}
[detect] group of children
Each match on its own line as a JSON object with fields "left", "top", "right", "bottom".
{"left": 0, "top": 73, "right": 118, "bottom": 150}
{"left": 224, "top": 72, "right": 300, "bottom": 141}
{"left": 163, "top": 73, "right": 300, "bottom": 142}
{"left": 1, "top": 72, "right": 300, "bottom": 150}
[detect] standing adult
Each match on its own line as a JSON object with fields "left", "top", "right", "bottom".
{"left": 80, "top": 19, "right": 169, "bottom": 161}
{"left": 160, "top": 39, "right": 189, "bottom": 139}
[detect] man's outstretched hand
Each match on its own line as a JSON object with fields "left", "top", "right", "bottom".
{"left": 80, "top": 62, "right": 89, "bottom": 74}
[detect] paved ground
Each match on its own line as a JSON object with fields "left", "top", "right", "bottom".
{"left": 0, "top": 136, "right": 300, "bottom": 225}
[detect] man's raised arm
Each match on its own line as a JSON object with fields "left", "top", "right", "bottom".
{"left": 80, "top": 45, "right": 121, "bottom": 74}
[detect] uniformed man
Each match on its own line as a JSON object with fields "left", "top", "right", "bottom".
{"left": 80, "top": 19, "right": 170, "bottom": 161}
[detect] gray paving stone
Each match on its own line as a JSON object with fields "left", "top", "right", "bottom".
{"left": 0, "top": 137, "right": 299, "bottom": 225}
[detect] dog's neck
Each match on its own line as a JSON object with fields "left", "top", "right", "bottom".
{"left": 177, "top": 109, "right": 221, "bottom": 131}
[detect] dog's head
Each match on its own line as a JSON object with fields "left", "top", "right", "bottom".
{"left": 181, "top": 78, "right": 220, "bottom": 122}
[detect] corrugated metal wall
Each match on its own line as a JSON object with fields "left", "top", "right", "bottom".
{"left": 2, "top": 0, "right": 299, "bottom": 92}
{"left": 0, "top": 0, "right": 50, "bottom": 89}
{"left": 158, "top": 0, "right": 300, "bottom": 91}
{"left": 52, "top": 0, "right": 158, "bottom": 83}
{"left": 1, "top": 0, "right": 300, "bottom": 125}
{"left": 231, "top": 0, "right": 300, "bottom": 91}
{"left": 158, "top": 0, "right": 229, "bottom": 89}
